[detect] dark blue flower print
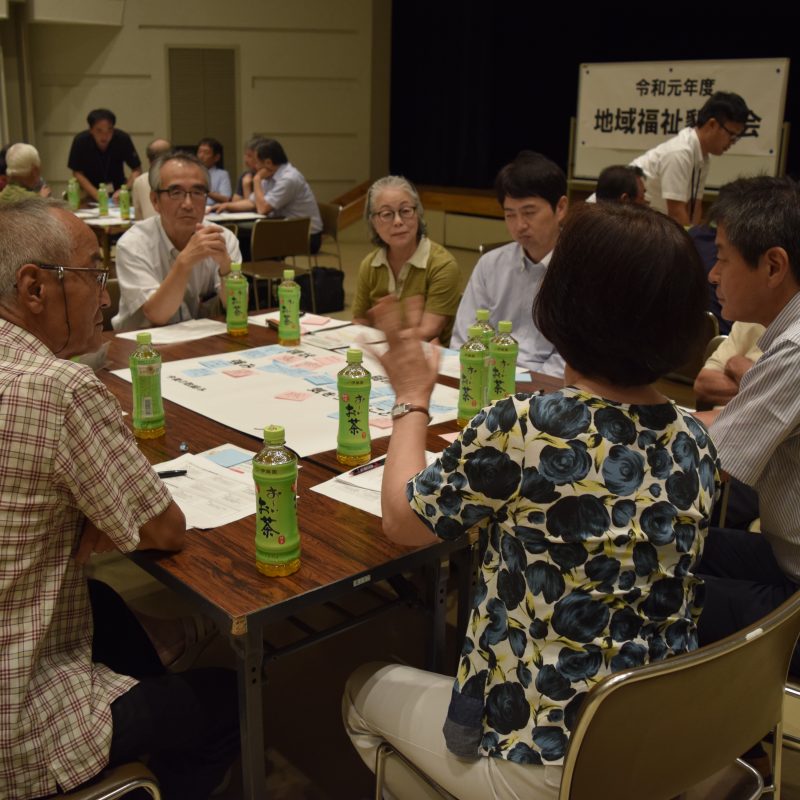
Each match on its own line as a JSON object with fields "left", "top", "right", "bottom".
{"left": 507, "top": 742, "right": 543, "bottom": 765}
{"left": 481, "top": 731, "right": 501, "bottom": 755}
{"left": 665, "top": 618, "right": 694, "bottom": 652}
{"left": 535, "top": 664, "right": 576, "bottom": 701}
{"left": 415, "top": 463, "right": 442, "bottom": 497}
{"left": 564, "top": 692, "right": 587, "bottom": 731}
{"left": 440, "top": 440, "right": 462, "bottom": 472}
{"left": 595, "top": 406, "right": 637, "bottom": 445}
{"left": 639, "top": 577, "right": 685, "bottom": 621}
{"left": 649, "top": 485, "right": 662, "bottom": 498}
{"left": 461, "top": 670, "right": 488, "bottom": 699}
{"left": 479, "top": 598, "right": 508, "bottom": 648}
{"left": 529, "top": 618, "right": 548, "bottom": 639}
{"left": 647, "top": 445, "right": 673, "bottom": 479}
{"left": 623, "top": 587, "right": 642, "bottom": 604}
{"left": 532, "top": 726, "right": 568, "bottom": 761}
{"left": 470, "top": 409, "right": 487, "bottom": 428}
{"left": 584, "top": 554, "right": 621, "bottom": 592}
{"left": 517, "top": 660, "right": 532, "bottom": 688}
{"left": 462, "top": 637, "right": 474, "bottom": 655}
{"left": 602, "top": 446, "right": 645, "bottom": 496}
{"left": 640, "top": 501, "right": 677, "bottom": 545}
{"left": 424, "top": 503, "right": 436, "bottom": 518}
{"left": 546, "top": 495, "right": 610, "bottom": 542}
{"left": 485, "top": 681, "right": 530, "bottom": 734}
{"left": 698, "top": 454, "right": 718, "bottom": 497}
{"left": 513, "top": 526, "right": 548, "bottom": 554}
{"left": 556, "top": 644, "right": 602, "bottom": 681}
{"left": 609, "top": 606, "right": 643, "bottom": 641}
{"left": 672, "top": 431, "right": 700, "bottom": 472}
{"left": 508, "top": 626, "right": 527, "bottom": 657}
{"left": 611, "top": 499, "right": 636, "bottom": 527}
{"left": 610, "top": 641, "right": 647, "bottom": 672}
{"left": 434, "top": 516, "right": 465, "bottom": 541}
{"left": 618, "top": 570, "right": 636, "bottom": 591}
{"left": 547, "top": 542, "right": 588, "bottom": 571}
{"left": 551, "top": 591, "right": 610, "bottom": 643}
{"left": 501, "top": 532, "right": 527, "bottom": 572}
{"left": 497, "top": 569, "right": 526, "bottom": 611}
{"left": 632, "top": 542, "right": 659, "bottom": 576}
{"left": 547, "top": 708, "right": 564, "bottom": 723}
{"left": 666, "top": 470, "right": 699, "bottom": 510}
{"left": 464, "top": 448, "right": 521, "bottom": 500}
{"left": 638, "top": 429, "right": 657, "bottom": 448}
{"left": 462, "top": 503, "right": 493, "bottom": 529}
{"left": 436, "top": 485, "right": 462, "bottom": 517}
{"left": 538, "top": 441, "right": 592, "bottom": 485}
{"left": 519, "top": 467, "right": 559, "bottom": 503}
{"left": 448, "top": 471, "right": 467, "bottom": 490}
{"left": 682, "top": 414, "right": 709, "bottom": 449}
{"left": 525, "top": 562, "right": 565, "bottom": 604}
{"left": 486, "top": 397, "right": 518, "bottom": 433}
{"left": 461, "top": 426, "right": 477, "bottom": 447}
{"left": 674, "top": 523, "right": 696, "bottom": 553}
{"left": 473, "top": 571, "right": 487, "bottom": 608}
{"left": 530, "top": 393, "right": 592, "bottom": 438}
{"left": 632, "top": 403, "right": 677, "bottom": 430}
{"left": 675, "top": 553, "right": 693, "bottom": 578}
{"left": 528, "top": 510, "right": 545, "bottom": 525}
{"left": 648, "top": 637, "right": 668, "bottom": 661}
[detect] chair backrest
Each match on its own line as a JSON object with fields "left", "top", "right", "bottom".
{"left": 559, "top": 590, "right": 800, "bottom": 800}
{"left": 704, "top": 333, "right": 728, "bottom": 362}
{"left": 317, "top": 202, "right": 341, "bottom": 239}
{"left": 250, "top": 217, "right": 311, "bottom": 261}
{"left": 666, "top": 310, "right": 720, "bottom": 385}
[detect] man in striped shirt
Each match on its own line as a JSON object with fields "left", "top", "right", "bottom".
{"left": 694, "top": 176, "right": 800, "bottom": 671}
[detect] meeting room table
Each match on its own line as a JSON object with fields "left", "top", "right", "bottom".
{"left": 98, "top": 320, "right": 563, "bottom": 799}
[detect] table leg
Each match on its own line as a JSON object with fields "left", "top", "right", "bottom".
{"left": 425, "top": 556, "right": 449, "bottom": 672}
{"left": 235, "top": 620, "right": 268, "bottom": 799}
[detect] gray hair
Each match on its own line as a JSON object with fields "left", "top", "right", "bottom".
{"left": 6, "top": 143, "right": 41, "bottom": 178}
{"left": 148, "top": 151, "right": 210, "bottom": 192}
{"left": 0, "top": 199, "right": 70, "bottom": 297}
{"left": 364, "top": 175, "right": 427, "bottom": 246}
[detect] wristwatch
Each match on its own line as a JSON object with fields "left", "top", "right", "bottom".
{"left": 390, "top": 402, "right": 431, "bottom": 422}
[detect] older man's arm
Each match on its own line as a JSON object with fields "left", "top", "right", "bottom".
{"left": 694, "top": 367, "right": 739, "bottom": 407}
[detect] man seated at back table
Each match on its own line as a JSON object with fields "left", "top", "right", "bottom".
{"left": 113, "top": 152, "right": 241, "bottom": 331}
{"left": 693, "top": 176, "right": 800, "bottom": 673}
{"left": 0, "top": 198, "right": 238, "bottom": 799}
{"left": 451, "top": 151, "right": 567, "bottom": 376}
{"left": 595, "top": 164, "right": 647, "bottom": 204}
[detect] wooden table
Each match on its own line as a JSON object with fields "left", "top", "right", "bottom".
{"left": 101, "top": 324, "right": 466, "bottom": 800}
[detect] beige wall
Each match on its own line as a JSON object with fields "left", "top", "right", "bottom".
{"left": 8, "top": 0, "right": 389, "bottom": 198}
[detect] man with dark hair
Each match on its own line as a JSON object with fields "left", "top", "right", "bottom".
{"left": 113, "top": 152, "right": 240, "bottom": 330}
{"left": 67, "top": 108, "right": 142, "bottom": 201}
{"left": 196, "top": 137, "right": 231, "bottom": 205}
{"left": 694, "top": 176, "right": 800, "bottom": 671}
{"left": 631, "top": 91, "right": 749, "bottom": 226}
{"left": 595, "top": 164, "right": 647, "bottom": 204}
{"left": 450, "top": 151, "right": 567, "bottom": 375}
{"left": 212, "top": 137, "right": 323, "bottom": 253}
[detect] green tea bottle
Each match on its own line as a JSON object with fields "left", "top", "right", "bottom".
{"left": 474, "top": 308, "right": 494, "bottom": 346}
{"left": 253, "top": 425, "right": 300, "bottom": 577}
{"left": 67, "top": 177, "right": 80, "bottom": 211}
{"left": 129, "top": 332, "right": 165, "bottom": 438}
{"left": 97, "top": 183, "right": 109, "bottom": 217}
{"left": 336, "top": 348, "right": 371, "bottom": 466}
{"left": 458, "top": 324, "right": 489, "bottom": 428}
{"left": 225, "top": 262, "right": 248, "bottom": 337}
{"left": 118, "top": 185, "right": 131, "bottom": 220}
{"left": 277, "top": 269, "right": 300, "bottom": 346}
{"left": 488, "top": 320, "right": 519, "bottom": 401}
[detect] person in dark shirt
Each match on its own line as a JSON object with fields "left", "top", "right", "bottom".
{"left": 67, "top": 108, "right": 141, "bottom": 202}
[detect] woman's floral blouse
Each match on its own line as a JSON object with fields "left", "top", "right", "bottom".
{"left": 407, "top": 389, "right": 720, "bottom": 765}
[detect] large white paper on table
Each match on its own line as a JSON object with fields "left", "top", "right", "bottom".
{"left": 248, "top": 311, "right": 351, "bottom": 334}
{"left": 154, "top": 452, "right": 256, "bottom": 529}
{"left": 303, "top": 324, "right": 386, "bottom": 351}
{"left": 311, "top": 452, "right": 439, "bottom": 517}
{"left": 111, "top": 342, "right": 459, "bottom": 457}
{"left": 115, "top": 319, "right": 228, "bottom": 345}
{"left": 205, "top": 211, "right": 266, "bottom": 222}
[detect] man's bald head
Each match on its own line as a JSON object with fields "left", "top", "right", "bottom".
{"left": 145, "top": 138, "right": 172, "bottom": 164}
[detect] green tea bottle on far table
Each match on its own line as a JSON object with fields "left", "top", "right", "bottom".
{"left": 118, "top": 185, "right": 131, "bottom": 220}
{"left": 253, "top": 425, "right": 300, "bottom": 577}
{"left": 458, "top": 324, "right": 488, "bottom": 428}
{"left": 67, "top": 177, "right": 80, "bottom": 211}
{"left": 336, "top": 348, "right": 371, "bottom": 466}
{"left": 225, "top": 262, "right": 248, "bottom": 337}
{"left": 278, "top": 269, "right": 301, "bottom": 346}
{"left": 488, "top": 320, "right": 519, "bottom": 401}
{"left": 97, "top": 183, "right": 109, "bottom": 217}
{"left": 129, "top": 332, "right": 165, "bottom": 438}
{"left": 474, "top": 308, "right": 494, "bottom": 346}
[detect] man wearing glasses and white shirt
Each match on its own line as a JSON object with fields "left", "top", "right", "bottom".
{"left": 112, "top": 152, "right": 241, "bottom": 331}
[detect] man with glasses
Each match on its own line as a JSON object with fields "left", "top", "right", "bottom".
{"left": 113, "top": 152, "right": 241, "bottom": 331}
{"left": 0, "top": 199, "right": 238, "bottom": 798}
{"left": 630, "top": 91, "right": 749, "bottom": 226}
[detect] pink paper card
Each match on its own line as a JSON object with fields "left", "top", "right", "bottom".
{"left": 275, "top": 391, "right": 311, "bottom": 401}
{"left": 369, "top": 416, "right": 394, "bottom": 429}
{"left": 222, "top": 369, "right": 255, "bottom": 378}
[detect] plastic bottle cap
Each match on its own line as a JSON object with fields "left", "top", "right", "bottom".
{"left": 498, "top": 320, "right": 512, "bottom": 333}
{"left": 476, "top": 309, "right": 490, "bottom": 321}
{"left": 283, "top": 269, "right": 295, "bottom": 280}
{"left": 135, "top": 332, "right": 152, "bottom": 344}
{"left": 467, "top": 325, "right": 483, "bottom": 339}
{"left": 263, "top": 424, "right": 286, "bottom": 445}
{"left": 99, "top": 183, "right": 105, "bottom": 189}
{"left": 346, "top": 348, "right": 363, "bottom": 363}
{"left": 230, "top": 262, "right": 242, "bottom": 273}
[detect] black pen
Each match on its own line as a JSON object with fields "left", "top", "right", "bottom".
{"left": 348, "top": 457, "right": 386, "bottom": 476}
{"left": 157, "top": 469, "right": 188, "bottom": 479}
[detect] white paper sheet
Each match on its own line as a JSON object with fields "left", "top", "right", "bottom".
{"left": 302, "top": 324, "right": 386, "bottom": 351}
{"left": 248, "top": 311, "right": 352, "bottom": 334}
{"left": 115, "top": 319, "right": 228, "bottom": 345}
{"left": 204, "top": 211, "right": 266, "bottom": 222}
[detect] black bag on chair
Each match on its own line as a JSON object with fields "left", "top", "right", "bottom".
{"left": 295, "top": 266, "right": 345, "bottom": 313}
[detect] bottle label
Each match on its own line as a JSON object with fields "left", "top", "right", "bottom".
{"left": 459, "top": 351, "right": 488, "bottom": 419}
{"left": 253, "top": 465, "right": 300, "bottom": 565}
{"left": 278, "top": 284, "right": 301, "bottom": 342}
{"left": 337, "top": 379, "right": 371, "bottom": 457}
{"left": 130, "top": 357, "right": 164, "bottom": 429}
{"left": 226, "top": 278, "right": 249, "bottom": 332}
{"left": 489, "top": 346, "right": 518, "bottom": 401}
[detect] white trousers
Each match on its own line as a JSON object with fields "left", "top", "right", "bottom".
{"left": 342, "top": 662, "right": 561, "bottom": 800}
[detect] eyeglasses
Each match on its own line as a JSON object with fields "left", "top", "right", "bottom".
{"left": 718, "top": 121, "right": 744, "bottom": 143}
{"left": 156, "top": 186, "right": 209, "bottom": 202}
{"left": 371, "top": 206, "right": 417, "bottom": 224}
{"left": 36, "top": 263, "right": 109, "bottom": 290}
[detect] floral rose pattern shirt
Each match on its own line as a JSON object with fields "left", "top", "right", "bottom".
{"left": 407, "top": 389, "right": 719, "bottom": 765}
